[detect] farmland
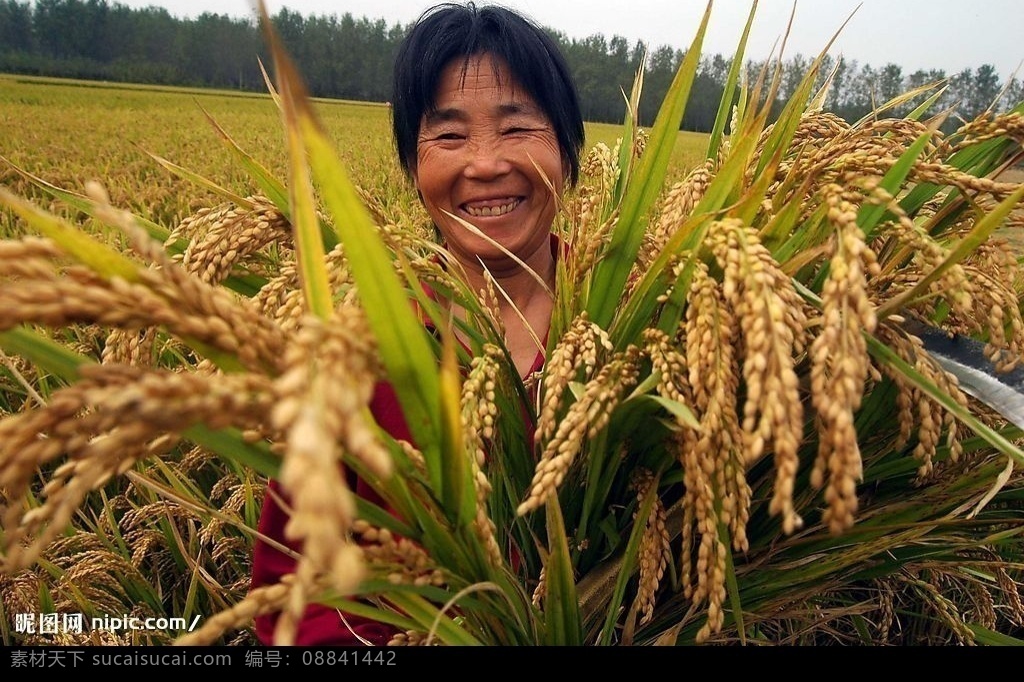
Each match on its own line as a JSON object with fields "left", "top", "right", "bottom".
{"left": 2, "top": 66, "right": 1023, "bottom": 647}
{"left": 0, "top": 74, "right": 707, "bottom": 236}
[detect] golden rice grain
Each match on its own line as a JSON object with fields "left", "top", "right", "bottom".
{"left": 175, "top": 576, "right": 295, "bottom": 646}
{"left": 632, "top": 470, "right": 671, "bottom": 626}
{"left": 809, "top": 187, "right": 880, "bottom": 534}
{"left": 709, "top": 218, "right": 808, "bottom": 535}
{"left": 460, "top": 345, "right": 504, "bottom": 567}
{"left": 535, "top": 313, "right": 613, "bottom": 444}
{"left": 518, "top": 346, "right": 640, "bottom": 515}
{"left": 680, "top": 262, "right": 734, "bottom": 639}
{"left": 351, "top": 520, "right": 445, "bottom": 588}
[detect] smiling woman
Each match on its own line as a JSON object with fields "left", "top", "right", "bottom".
{"left": 414, "top": 54, "right": 566, "bottom": 374}
{"left": 248, "top": 0, "right": 585, "bottom": 645}
{"left": 389, "top": 0, "right": 583, "bottom": 377}
{"left": 414, "top": 55, "right": 564, "bottom": 280}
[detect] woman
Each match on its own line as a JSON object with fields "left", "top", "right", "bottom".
{"left": 250, "top": 1, "right": 584, "bottom": 645}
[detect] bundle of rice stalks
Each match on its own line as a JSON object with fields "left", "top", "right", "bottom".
{"left": 2, "top": 2, "right": 1023, "bottom": 646}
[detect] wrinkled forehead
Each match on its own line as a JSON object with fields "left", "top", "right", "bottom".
{"left": 428, "top": 52, "right": 527, "bottom": 109}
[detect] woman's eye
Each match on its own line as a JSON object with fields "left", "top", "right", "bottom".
{"left": 503, "top": 127, "right": 529, "bottom": 135}
{"left": 436, "top": 132, "right": 463, "bottom": 141}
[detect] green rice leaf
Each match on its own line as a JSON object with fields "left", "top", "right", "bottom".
{"left": 643, "top": 394, "right": 701, "bottom": 430}
{"left": 586, "top": 1, "right": 712, "bottom": 329}
{"left": 867, "top": 335, "right": 1024, "bottom": 468}
{"left": 968, "top": 625, "right": 1024, "bottom": 646}
{"left": 438, "top": 335, "right": 475, "bottom": 525}
{"left": 196, "top": 104, "right": 291, "bottom": 216}
{"left": 903, "top": 83, "right": 948, "bottom": 122}
{"left": 857, "top": 131, "right": 933, "bottom": 239}
{"left": 269, "top": 38, "right": 334, "bottom": 321}
{"left": 300, "top": 103, "right": 442, "bottom": 479}
{"left": 0, "top": 327, "right": 87, "bottom": 383}
{"left": 140, "top": 146, "right": 252, "bottom": 208}
{"left": 182, "top": 425, "right": 280, "bottom": 479}
{"left": 706, "top": 1, "right": 757, "bottom": 160}
{"left": 378, "top": 591, "right": 483, "bottom": 645}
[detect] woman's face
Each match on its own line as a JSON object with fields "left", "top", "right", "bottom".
{"left": 413, "top": 53, "right": 565, "bottom": 274}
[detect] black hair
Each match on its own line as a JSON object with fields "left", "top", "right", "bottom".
{"left": 391, "top": 2, "right": 584, "bottom": 185}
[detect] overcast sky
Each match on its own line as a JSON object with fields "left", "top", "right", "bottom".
{"left": 111, "top": 0, "right": 1023, "bottom": 81}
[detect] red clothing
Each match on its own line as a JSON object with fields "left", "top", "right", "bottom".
{"left": 250, "top": 351, "right": 545, "bottom": 646}
{"left": 251, "top": 236, "right": 559, "bottom": 646}
{"left": 250, "top": 382, "right": 414, "bottom": 646}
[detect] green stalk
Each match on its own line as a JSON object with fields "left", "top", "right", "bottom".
{"left": 438, "top": 335, "right": 475, "bottom": 526}
{"left": 596, "top": 478, "right": 658, "bottom": 645}
{"left": 719, "top": 518, "right": 745, "bottom": 645}
{"left": 543, "top": 496, "right": 582, "bottom": 645}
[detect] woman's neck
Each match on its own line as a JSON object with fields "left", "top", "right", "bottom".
{"left": 459, "top": 250, "right": 555, "bottom": 379}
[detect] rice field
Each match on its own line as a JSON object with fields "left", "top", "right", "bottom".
{"left": 0, "top": 73, "right": 709, "bottom": 646}
{"left": 2, "top": 54, "right": 1024, "bottom": 647}
{"left": 0, "top": 74, "right": 707, "bottom": 236}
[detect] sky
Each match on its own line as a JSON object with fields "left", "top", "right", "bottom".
{"left": 110, "top": 0, "right": 1024, "bottom": 82}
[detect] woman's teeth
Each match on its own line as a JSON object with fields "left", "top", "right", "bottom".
{"left": 465, "top": 199, "right": 519, "bottom": 217}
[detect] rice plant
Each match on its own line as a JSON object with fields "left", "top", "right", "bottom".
{"left": 2, "top": 1, "right": 1024, "bottom": 646}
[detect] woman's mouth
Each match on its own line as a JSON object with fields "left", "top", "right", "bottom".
{"left": 463, "top": 198, "right": 521, "bottom": 217}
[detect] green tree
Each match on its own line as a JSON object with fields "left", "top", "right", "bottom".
{"left": 877, "top": 62, "right": 904, "bottom": 104}
{"left": 968, "top": 64, "right": 1003, "bottom": 116}
{"left": 640, "top": 44, "right": 681, "bottom": 126}
{"left": 180, "top": 12, "right": 260, "bottom": 88}
{"left": 0, "top": 0, "right": 33, "bottom": 53}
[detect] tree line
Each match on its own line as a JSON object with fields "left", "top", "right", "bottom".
{"left": 2, "top": 0, "right": 1021, "bottom": 131}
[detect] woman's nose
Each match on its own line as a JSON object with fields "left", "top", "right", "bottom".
{"left": 462, "top": 138, "right": 513, "bottom": 179}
